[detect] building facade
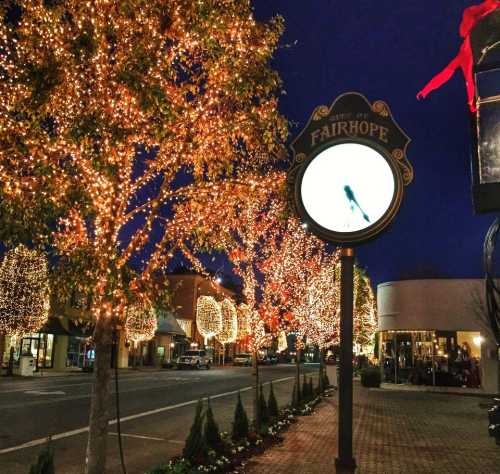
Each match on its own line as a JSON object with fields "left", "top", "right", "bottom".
{"left": 0, "top": 273, "right": 237, "bottom": 373}
{"left": 377, "top": 279, "right": 499, "bottom": 393}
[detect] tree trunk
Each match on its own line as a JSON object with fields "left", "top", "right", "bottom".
{"left": 0, "top": 333, "right": 5, "bottom": 376}
{"left": 7, "top": 346, "right": 14, "bottom": 376}
{"left": 132, "top": 342, "right": 137, "bottom": 369}
{"left": 319, "top": 348, "right": 325, "bottom": 393}
{"left": 85, "top": 317, "right": 113, "bottom": 474}
{"left": 295, "top": 348, "right": 301, "bottom": 402}
{"left": 253, "top": 350, "right": 260, "bottom": 431}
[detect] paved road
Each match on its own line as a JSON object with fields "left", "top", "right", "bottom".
{"left": 0, "top": 364, "right": 318, "bottom": 473}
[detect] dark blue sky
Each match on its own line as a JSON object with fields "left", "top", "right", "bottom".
{"left": 252, "top": 0, "right": 495, "bottom": 286}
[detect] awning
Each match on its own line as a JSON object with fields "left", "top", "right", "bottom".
{"left": 156, "top": 310, "right": 186, "bottom": 337}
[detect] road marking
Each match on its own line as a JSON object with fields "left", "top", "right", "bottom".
{"left": 0, "top": 376, "right": 294, "bottom": 455}
{"left": 109, "top": 432, "right": 165, "bottom": 441}
{"left": 166, "top": 440, "right": 184, "bottom": 445}
{"left": 24, "top": 390, "right": 66, "bottom": 396}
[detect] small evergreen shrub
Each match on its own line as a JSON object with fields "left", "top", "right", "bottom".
{"left": 360, "top": 367, "right": 381, "bottom": 388}
{"left": 183, "top": 400, "right": 207, "bottom": 464}
{"left": 308, "top": 377, "right": 314, "bottom": 399}
{"left": 204, "top": 398, "right": 222, "bottom": 452}
{"left": 232, "top": 391, "right": 249, "bottom": 442}
{"left": 259, "top": 383, "right": 269, "bottom": 424}
{"left": 267, "top": 382, "right": 279, "bottom": 420}
{"left": 30, "top": 439, "right": 55, "bottom": 474}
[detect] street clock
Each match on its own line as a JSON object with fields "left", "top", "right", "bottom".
{"left": 288, "top": 92, "right": 413, "bottom": 245}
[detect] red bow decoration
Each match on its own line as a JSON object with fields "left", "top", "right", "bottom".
{"left": 417, "top": 1, "right": 500, "bottom": 112}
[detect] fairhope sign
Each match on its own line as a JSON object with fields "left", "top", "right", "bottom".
{"left": 290, "top": 92, "right": 412, "bottom": 182}
{"left": 287, "top": 92, "right": 413, "bottom": 245}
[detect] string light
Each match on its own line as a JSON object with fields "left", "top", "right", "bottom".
{"left": 237, "top": 303, "right": 251, "bottom": 340}
{"left": 0, "top": 245, "right": 50, "bottom": 337}
{"left": 353, "top": 268, "right": 377, "bottom": 353}
{"left": 196, "top": 296, "right": 222, "bottom": 344}
{"left": 0, "top": 1, "right": 288, "bottom": 330}
{"left": 124, "top": 300, "right": 158, "bottom": 343}
{"left": 277, "top": 330, "right": 288, "bottom": 353}
{"left": 217, "top": 298, "right": 238, "bottom": 345}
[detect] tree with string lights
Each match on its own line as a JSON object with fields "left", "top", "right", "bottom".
{"left": 259, "top": 218, "right": 340, "bottom": 398}
{"left": 125, "top": 299, "right": 158, "bottom": 367}
{"left": 217, "top": 298, "right": 238, "bottom": 365}
{"left": 196, "top": 296, "right": 222, "bottom": 348}
{"left": 353, "top": 268, "right": 377, "bottom": 355}
{"left": 0, "top": 245, "right": 50, "bottom": 374}
{"left": 0, "top": 2, "right": 287, "bottom": 471}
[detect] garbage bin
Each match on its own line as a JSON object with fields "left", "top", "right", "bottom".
{"left": 19, "top": 355, "right": 35, "bottom": 376}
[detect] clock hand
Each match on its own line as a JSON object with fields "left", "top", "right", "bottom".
{"left": 343, "top": 185, "right": 370, "bottom": 223}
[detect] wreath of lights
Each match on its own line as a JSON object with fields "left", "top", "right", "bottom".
{"left": 217, "top": 298, "right": 238, "bottom": 345}
{"left": 125, "top": 301, "right": 158, "bottom": 343}
{"left": 0, "top": 245, "right": 50, "bottom": 337}
{"left": 196, "top": 296, "right": 222, "bottom": 342}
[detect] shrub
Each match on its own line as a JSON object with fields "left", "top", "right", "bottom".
{"left": 360, "top": 367, "right": 381, "bottom": 388}
{"left": 30, "top": 439, "right": 55, "bottom": 474}
{"left": 308, "top": 377, "right": 314, "bottom": 399}
{"left": 267, "top": 382, "right": 279, "bottom": 420}
{"left": 259, "top": 383, "right": 269, "bottom": 424}
{"left": 204, "top": 398, "right": 222, "bottom": 452}
{"left": 183, "top": 400, "right": 207, "bottom": 464}
{"left": 232, "top": 391, "right": 249, "bottom": 442}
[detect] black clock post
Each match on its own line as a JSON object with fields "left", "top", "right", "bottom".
{"left": 288, "top": 92, "right": 413, "bottom": 471}
{"left": 337, "top": 247, "right": 356, "bottom": 470}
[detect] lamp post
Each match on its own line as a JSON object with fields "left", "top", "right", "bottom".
{"left": 337, "top": 247, "right": 356, "bottom": 470}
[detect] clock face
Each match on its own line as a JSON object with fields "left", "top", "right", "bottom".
{"left": 299, "top": 142, "right": 397, "bottom": 237}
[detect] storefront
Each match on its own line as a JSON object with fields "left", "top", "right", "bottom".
{"left": 378, "top": 279, "right": 499, "bottom": 393}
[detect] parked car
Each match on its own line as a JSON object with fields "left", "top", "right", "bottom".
{"left": 258, "top": 355, "right": 278, "bottom": 365}
{"left": 176, "top": 350, "right": 211, "bottom": 370}
{"left": 233, "top": 353, "right": 252, "bottom": 366}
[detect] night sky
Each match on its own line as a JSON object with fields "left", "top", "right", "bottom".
{"left": 250, "top": 0, "right": 496, "bottom": 287}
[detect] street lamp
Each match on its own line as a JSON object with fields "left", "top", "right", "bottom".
{"left": 470, "top": 9, "right": 500, "bottom": 213}
{"left": 470, "top": 9, "right": 500, "bottom": 348}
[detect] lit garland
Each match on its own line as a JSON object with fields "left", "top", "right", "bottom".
{"left": 196, "top": 296, "right": 222, "bottom": 343}
{"left": 0, "top": 245, "right": 50, "bottom": 337}
{"left": 124, "top": 300, "right": 158, "bottom": 343}
{"left": 217, "top": 298, "right": 238, "bottom": 345}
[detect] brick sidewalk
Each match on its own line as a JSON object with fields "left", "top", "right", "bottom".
{"left": 244, "top": 385, "right": 500, "bottom": 474}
